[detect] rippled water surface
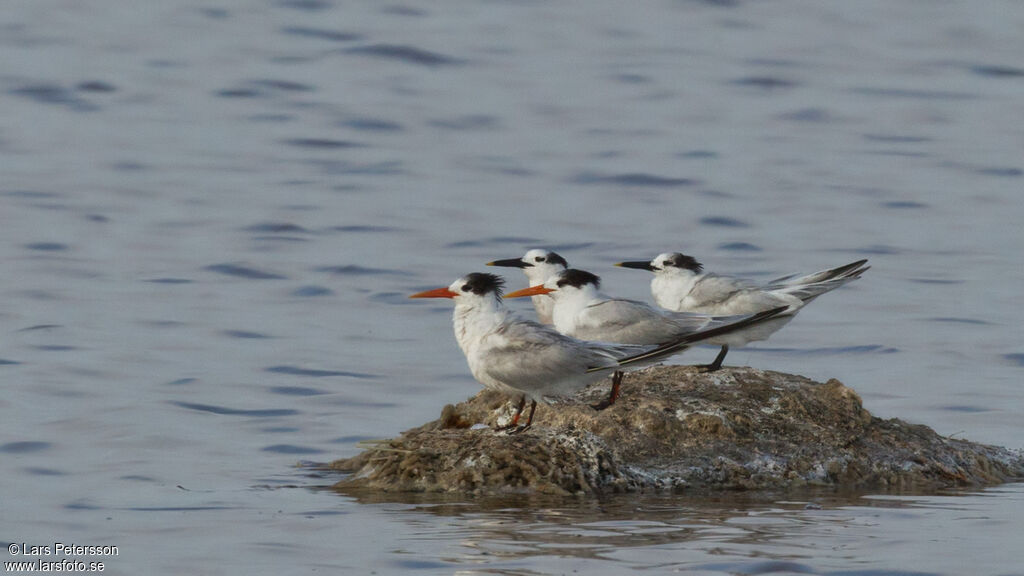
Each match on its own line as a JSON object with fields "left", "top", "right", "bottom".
{"left": 2, "top": 1, "right": 1023, "bottom": 574}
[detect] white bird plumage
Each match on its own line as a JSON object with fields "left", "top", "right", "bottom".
{"left": 486, "top": 249, "right": 568, "bottom": 324}
{"left": 505, "top": 268, "right": 766, "bottom": 406}
{"left": 616, "top": 253, "right": 869, "bottom": 371}
{"left": 507, "top": 268, "right": 758, "bottom": 345}
{"left": 411, "top": 272, "right": 787, "bottom": 429}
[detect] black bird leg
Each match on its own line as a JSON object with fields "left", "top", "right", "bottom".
{"left": 696, "top": 345, "right": 729, "bottom": 373}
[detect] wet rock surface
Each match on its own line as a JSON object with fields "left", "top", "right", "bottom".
{"left": 331, "top": 366, "right": 1024, "bottom": 495}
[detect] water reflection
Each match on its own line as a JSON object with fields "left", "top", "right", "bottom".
{"left": 327, "top": 487, "right": 939, "bottom": 572}
{"left": 317, "top": 483, "right": 1024, "bottom": 574}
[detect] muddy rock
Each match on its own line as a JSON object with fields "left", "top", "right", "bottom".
{"left": 331, "top": 366, "right": 1024, "bottom": 495}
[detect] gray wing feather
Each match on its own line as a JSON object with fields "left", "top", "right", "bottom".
{"left": 687, "top": 275, "right": 754, "bottom": 307}
{"left": 687, "top": 275, "right": 792, "bottom": 313}
{"left": 572, "top": 299, "right": 700, "bottom": 344}
{"left": 480, "top": 321, "right": 630, "bottom": 399}
{"left": 607, "top": 306, "right": 789, "bottom": 370}
{"left": 763, "top": 260, "right": 869, "bottom": 302}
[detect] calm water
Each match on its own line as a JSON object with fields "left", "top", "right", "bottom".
{"left": 2, "top": 0, "right": 1023, "bottom": 574}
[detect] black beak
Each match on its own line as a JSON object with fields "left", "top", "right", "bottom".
{"left": 487, "top": 258, "right": 530, "bottom": 269}
{"left": 615, "top": 260, "right": 655, "bottom": 271}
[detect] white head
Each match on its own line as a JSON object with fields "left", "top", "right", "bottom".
{"left": 409, "top": 273, "right": 512, "bottom": 361}
{"left": 617, "top": 252, "right": 703, "bottom": 276}
{"left": 409, "top": 272, "right": 506, "bottom": 310}
{"left": 487, "top": 249, "right": 569, "bottom": 286}
{"left": 505, "top": 268, "right": 602, "bottom": 302}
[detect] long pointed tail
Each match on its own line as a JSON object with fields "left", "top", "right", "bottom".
{"left": 593, "top": 305, "right": 789, "bottom": 371}
{"left": 765, "top": 259, "right": 869, "bottom": 303}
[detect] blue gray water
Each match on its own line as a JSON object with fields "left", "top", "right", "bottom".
{"left": 2, "top": 0, "right": 1023, "bottom": 574}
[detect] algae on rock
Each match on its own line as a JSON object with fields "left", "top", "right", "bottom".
{"left": 332, "top": 366, "right": 1023, "bottom": 495}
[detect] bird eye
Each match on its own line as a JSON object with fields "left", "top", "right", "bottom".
{"left": 535, "top": 256, "right": 545, "bottom": 262}
{"left": 461, "top": 285, "right": 471, "bottom": 292}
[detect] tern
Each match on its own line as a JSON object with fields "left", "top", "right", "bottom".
{"left": 486, "top": 249, "right": 568, "bottom": 324}
{"left": 410, "top": 272, "right": 786, "bottom": 430}
{"left": 615, "top": 253, "right": 869, "bottom": 371}
{"left": 505, "top": 268, "right": 764, "bottom": 406}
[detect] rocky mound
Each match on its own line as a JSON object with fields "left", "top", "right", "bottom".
{"left": 331, "top": 366, "right": 1023, "bottom": 495}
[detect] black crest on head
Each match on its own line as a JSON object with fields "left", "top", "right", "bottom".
{"left": 667, "top": 253, "right": 703, "bottom": 273}
{"left": 545, "top": 251, "right": 569, "bottom": 268}
{"left": 461, "top": 272, "right": 505, "bottom": 298}
{"left": 556, "top": 269, "right": 601, "bottom": 289}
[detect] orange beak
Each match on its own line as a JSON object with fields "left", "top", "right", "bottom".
{"left": 505, "top": 285, "right": 556, "bottom": 299}
{"left": 409, "top": 287, "right": 459, "bottom": 299}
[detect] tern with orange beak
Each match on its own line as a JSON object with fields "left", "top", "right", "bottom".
{"left": 411, "top": 272, "right": 787, "bottom": 430}
{"left": 505, "top": 268, "right": 769, "bottom": 406}
{"left": 615, "top": 253, "right": 869, "bottom": 371}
